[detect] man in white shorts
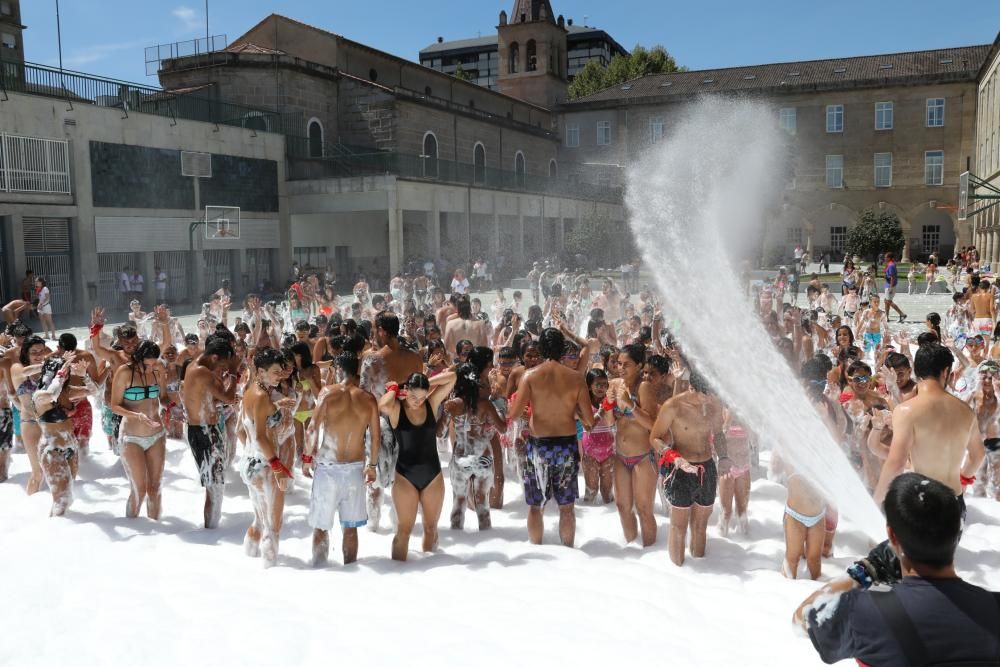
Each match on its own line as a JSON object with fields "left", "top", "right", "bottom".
{"left": 302, "top": 352, "right": 380, "bottom": 566}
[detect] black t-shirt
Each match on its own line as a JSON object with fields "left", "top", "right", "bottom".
{"left": 807, "top": 577, "right": 1000, "bottom": 666}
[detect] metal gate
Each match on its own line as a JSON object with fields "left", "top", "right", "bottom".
{"left": 153, "top": 251, "right": 189, "bottom": 305}
{"left": 23, "top": 217, "right": 73, "bottom": 315}
{"left": 98, "top": 252, "right": 141, "bottom": 314}
{"left": 245, "top": 248, "right": 273, "bottom": 294}
{"left": 0, "top": 219, "right": 9, "bottom": 302}
{"left": 203, "top": 249, "right": 231, "bottom": 300}
{"left": 294, "top": 246, "right": 328, "bottom": 273}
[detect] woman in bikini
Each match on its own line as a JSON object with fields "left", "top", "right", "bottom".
{"left": 776, "top": 454, "right": 827, "bottom": 580}
{"left": 608, "top": 344, "right": 660, "bottom": 546}
{"left": 288, "top": 342, "right": 321, "bottom": 460}
{"left": 111, "top": 340, "right": 167, "bottom": 519}
{"left": 379, "top": 370, "right": 456, "bottom": 561}
{"left": 717, "top": 408, "right": 753, "bottom": 537}
{"left": 581, "top": 368, "right": 615, "bottom": 504}
{"left": 443, "top": 364, "right": 503, "bottom": 530}
{"left": 12, "top": 335, "right": 50, "bottom": 495}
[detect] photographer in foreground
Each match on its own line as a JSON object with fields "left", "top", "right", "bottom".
{"left": 794, "top": 473, "right": 999, "bottom": 666}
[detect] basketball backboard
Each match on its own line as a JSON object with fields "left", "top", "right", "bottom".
{"left": 958, "top": 171, "right": 970, "bottom": 221}
{"left": 205, "top": 206, "right": 241, "bottom": 240}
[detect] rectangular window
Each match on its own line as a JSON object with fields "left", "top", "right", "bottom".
{"left": 875, "top": 101, "right": 893, "bottom": 130}
{"left": 566, "top": 124, "right": 579, "bottom": 148}
{"left": 650, "top": 115, "right": 665, "bottom": 143}
{"left": 874, "top": 152, "right": 893, "bottom": 188}
{"left": 830, "top": 226, "right": 848, "bottom": 254}
{"left": 0, "top": 32, "right": 15, "bottom": 49}
{"left": 779, "top": 107, "right": 797, "bottom": 134}
{"left": 786, "top": 227, "right": 802, "bottom": 244}
{"left": 826, "top": 104, "right": 844, "bottom": 133}
{"left": 825, "top": 155, "right": 844, "bottom": 188}
{"left": 922, "top": 225, "right": 941, "bottom": 253}
{"left": 0, "top": 2, "right": 11, "bottom": 16}
{"left": 597, "top": 120, "right": 612, "bottom": 146}
{"left": 926, "top": 98, "right": 945, "bottom": 127}
{"left": 925, "top": 150, "right": 944, "bottom": 186}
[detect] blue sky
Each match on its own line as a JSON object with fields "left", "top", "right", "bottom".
{"left": 21, "top": 1, "right": 1000, "bottom": 84}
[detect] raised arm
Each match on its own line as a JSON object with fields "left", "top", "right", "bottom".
{"left": 873, "top": 404, "right": 914, "bottom": 504}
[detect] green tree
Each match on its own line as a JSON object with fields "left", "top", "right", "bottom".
{"left": 569, "top": 45, "right": 684, "bottom": 99}
{"left": 453, "top": 65, "right": 473, "bottom": 82}
{"left": 846, "top": 208, "right": 905, "bottom": 261}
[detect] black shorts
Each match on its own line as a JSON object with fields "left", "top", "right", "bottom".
{"left": 188, "top": 424, "right": 226, "bottom": 487}
{"left": 0, "top": 408, "right": 12, "bottom": 451}
{"left": 661, "top": 458, "right": 718, "bottom": 508}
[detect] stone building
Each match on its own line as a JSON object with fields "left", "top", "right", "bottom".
{"left": 560, "top": 45, "right": 991, "bottom": 263}
{"left": 157, "top": 13, "right": 625, "bottom": 282}
{"left": 970, "top": 33, "right": 1000, "bottom": 264}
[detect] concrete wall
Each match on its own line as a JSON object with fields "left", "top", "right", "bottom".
{"left": 0, "top": 91, "right": 289, "bottom": 313}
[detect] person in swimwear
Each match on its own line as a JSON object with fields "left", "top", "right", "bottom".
{"left": 508, "top": 328, "right": 595, "bottom": 547}
{"left": 717, "top": 409, "right": 752, "bottom": 537}
{"left": 241, "top": 348, "right": 296, "bottom": 567}
{"left": 111, "top": 340, "right": 166, "bottom": 519}
{"left": 968, "top": 360, "right": 1000, "bottom": 500}
{"left": 33, "top": 353, "right": 93, "bottom": 516}
{"left": 650, "top": 371, "right": 727, "bottom": 566}
{"left": 443, "top": 364, "right": 503, "bottom": 530}
{"left": 607, "top": 346, "right": 664, "bottom": 545}
{"left": 379, "top": 370, "right": 456, "bottom": 561}
{"left": 302, "top": 351, "right": 380, "bottom": 566}
{"left": 56, "top": 334, "right": 103, "bottom": 458}
{"left": 581, "top": 368, "right": 615, "bottom": 504}
{"left": 12, "top": 336, "right": 50, "bottom": 494}
{"left": 287, "top": 341, "right": 321, "bottom": 460}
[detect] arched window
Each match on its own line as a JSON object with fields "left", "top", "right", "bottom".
{"left": 526, "top": 40, "right": 537, "bottom": 72}
{"left": 548, "top": 159, "right": 558, "bottom": 180}
{"left": 422, "top": 131, "right": 439, "bottom": 178}
{"left": 509, "top": 42, "right": 519, "bottom": 74}
{"left": 308, "top": 118, "right": 324, "bottom": 158}
{"left": 514, "top": 151, "right": 526, "bottom": 188}
{"left": 474, "top": 143, "right": 486, "bottom": 184}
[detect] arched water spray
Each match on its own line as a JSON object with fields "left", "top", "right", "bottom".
{"left": 626, "top": 98, "right": 885, "bottom": 541}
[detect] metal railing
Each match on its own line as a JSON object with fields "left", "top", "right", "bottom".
{"left": 0, "top": 132, "right": 72, "bottom": 194}
{"left": 1, "top": 60, "right": 304, "bottom": 140}
{"left": 287, "top": 150, "right": 623, "bottom": 202}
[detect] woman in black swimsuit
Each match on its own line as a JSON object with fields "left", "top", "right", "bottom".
{"left": 379, "top": 371, "right": 456, "bottom": 561}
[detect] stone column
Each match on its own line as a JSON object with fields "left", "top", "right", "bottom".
{"left": 388, "top": 189, "right": 403, "bottom": 276}
{"left": 233, "top": 249, "right": 247, "bottom": 296}
{"left": 557, "top": 217, "right": 566, "bottom": 253}
{"left": 430, "top": 203, "right": 441, "bottom": 260}
{"left": 491, "top": 211, "right": 500, "bottom": 256}
{"left": 992, "top": 229, "right": 1000, "bottom": 266}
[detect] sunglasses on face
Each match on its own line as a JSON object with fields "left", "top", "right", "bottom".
{"left": 851, "top": 375, "right": 871, "bottom": 384}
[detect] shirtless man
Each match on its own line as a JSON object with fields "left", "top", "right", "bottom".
{"left": 971, "top": 279, "right": 996, "bottom": 339}
{"left": 443, "top": 295, "right": 489, "bottom": 354}
{"left": 508, "top": 328, "right": 595, "bottom": 547}
{"left": 303, "top": 351, "right": 380, "bottom": 566}
{"left": 649, "top": 371, "right": 727, "bottom": 566}
{"left": 181, "top": 338, "right": 238, "bottom": 528}
{"left": 360, "top": 312, "right": 422, "bottom": 530}
{"left": 873, "top": 343, "right": 985, "bottom": 509}
{"left": 56, "top": 333, "right": 103, "bottom": 458}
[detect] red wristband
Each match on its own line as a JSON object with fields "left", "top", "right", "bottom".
{"left": 269, "top": 457, "right": 292, "bottom": 478}
{"left": 960, "top": 473, "right": 976, "bottom": 486}
{"left": 301, "top": 454, "right": 314, "bottom": 465}
{"left": 658, "top": 448, "right": 681, "bottom": 468}
{"left": 601, "top": 397, "right": 617, "bottom": 413}
{"left": 89, "top": 323, "right": 103, "bottom": 338}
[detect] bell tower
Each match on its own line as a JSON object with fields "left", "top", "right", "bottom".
{"left": 497, "top": 0, "right": 568, "bottom": 109}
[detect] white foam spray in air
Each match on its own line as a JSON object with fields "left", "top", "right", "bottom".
{"left": 626, "top": 98, "right": 885, "bottom": 541}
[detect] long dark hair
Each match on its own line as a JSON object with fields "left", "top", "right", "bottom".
{"left": 585, "top": 368, "right": 609, "bottom": 406}
{"left": 130, "top": 340, "right": 161, "bottom": 366}
{"left": 452, "top": 363, "right": 480, "bottom": 411}
{"left": 19, "top": 335, "right": 47, "bottom": 366}
{"left": 927, "top": 312, "right": 943, "bottom": 341}
{"left": 403, "top": 372, "right": 430, "bottom": 391}
{"left": 289, "top": 341, "right": 314, "bottom": 368}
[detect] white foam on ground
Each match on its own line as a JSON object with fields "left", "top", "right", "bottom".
{"left": 2, "top": 420, "right": 998, "bottom": 666}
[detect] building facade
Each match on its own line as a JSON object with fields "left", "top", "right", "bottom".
{"left": 420, "top": 24, "right": 627, "bottom": 92}
{"left": 156, "top": 13, "right": 625, "bottom": 282}
{"left": 971, "top": 35, "right": 1000, "bottom": 264}
{"left": 560, "top": 46, "right": 990, "bottom": 263}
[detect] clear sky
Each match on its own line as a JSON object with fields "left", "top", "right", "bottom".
{"left": 20, "top": 0, "right": 1000, "bottom": 85}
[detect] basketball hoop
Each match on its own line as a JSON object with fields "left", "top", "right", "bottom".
{"left": 934, "top": 204, "right": 958, "bottom": 213}
{"left": 205, "top": 206, "right": 241, "bottom": 240}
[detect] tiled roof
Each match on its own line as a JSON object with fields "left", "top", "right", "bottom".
{"left": 564, "top": 44, "right": 992, "bottom": 106}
